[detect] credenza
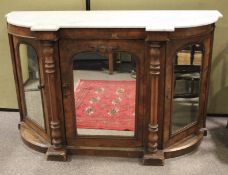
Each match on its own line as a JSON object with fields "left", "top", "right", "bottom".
{"left": 6, "top": 10, "right": 222, "bottom": 165}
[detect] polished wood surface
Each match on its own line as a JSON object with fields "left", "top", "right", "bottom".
{"left": 7, "top": 23, "right": 215, "bottom": 165}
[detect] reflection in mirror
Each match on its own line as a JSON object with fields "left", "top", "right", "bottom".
{"left": 19, "top": 44, "right": 45, "bottom": 128}
{"left": 73, "top": 51, "right": 136, "bottom": 137}
{"left": 172, "top": 44, "right": 203, "bottom": 134}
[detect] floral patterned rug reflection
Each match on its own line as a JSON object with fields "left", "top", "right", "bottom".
{"left": 74, "top": 80, "right": 135, "bottom": 131}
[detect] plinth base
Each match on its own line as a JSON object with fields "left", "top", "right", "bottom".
{"left": 46, "top": 146, "right": 67, "bottom": 161}
{"left": 143, "top": 151, "right": 164, "bottom": 166}
{"left": 20, "top": 122, "right": 204, "bottom": 165}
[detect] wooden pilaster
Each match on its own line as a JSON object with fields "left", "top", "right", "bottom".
{"left": 143, "top": 42, "right": 164, "bottom": 165}
{"left": 41, "top": 41, "right": 67, "bottom": 161}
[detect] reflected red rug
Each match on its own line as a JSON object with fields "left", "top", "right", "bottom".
{"left": 74, "top": 80, "right": 135, "bottom": 131}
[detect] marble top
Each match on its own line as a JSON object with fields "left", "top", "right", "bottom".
{"left": 6, "top": 10, "right": 223, "bottom": 32}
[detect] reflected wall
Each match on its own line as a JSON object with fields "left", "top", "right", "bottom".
{"left": 19, "top": 43, "right": 45, "bottom": 129}
{"left": 172, "top": 44, "right": 203, "bottom": 134}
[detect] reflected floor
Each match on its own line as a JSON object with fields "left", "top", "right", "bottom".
{"left": 24, "top": 80, "right": 45, "bottom": 128}
{"left": 77, "top": 128, "right": 134, "bottom": 137}
{"left": 73, "top": 70, "right": 135, "bottom": 82}
{"left": 172, "top": 97, "right": 199, "bottom": 133}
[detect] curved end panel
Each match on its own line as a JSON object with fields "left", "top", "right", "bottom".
{"left": 20, "top": 122, "right": 49, "bottom": 153}
{"left": 164, "top": 133, "right": 203, "bottom": 159}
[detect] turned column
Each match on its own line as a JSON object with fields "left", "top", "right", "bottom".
{"left": 143, "top": 42, "right": 164, "bottom": 165}
{"left": 148, "top": 44, "right": 160, "bottom": 153}
{"left": 41, "top": 40, "right": 67, "bottom": 161}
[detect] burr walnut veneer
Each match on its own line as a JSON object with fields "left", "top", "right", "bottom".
{"left": 6, "top": 11, "right": 222, "bottom": 165}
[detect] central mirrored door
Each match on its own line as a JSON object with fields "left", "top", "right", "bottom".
{"left": 73, "top": 51, "right": 136, "bottom": 137}
{"left": 60, "top": 40, "right": 144, "bottom": 147}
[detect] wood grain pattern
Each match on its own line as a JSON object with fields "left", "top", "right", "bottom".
{"left": 7, "top": 22, "right": 216, "bottom": 165}
{"left": 42, "top": 41, "right": 62, "bottom": 148}
{"left": 148, "top": 44, "right": 161, "bottom": 153}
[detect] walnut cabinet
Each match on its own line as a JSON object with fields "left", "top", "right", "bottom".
{"left": 6, "top": 11, "right": 222, "bottom": 165}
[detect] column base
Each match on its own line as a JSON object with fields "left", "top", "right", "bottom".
{"left": 200, "top": 128, "right": 208, "bottom": 136}
{"left": 46, "top": 146, "right": 67, "bottom": 161}
{"left": 143, "top": 150, "right": 164, "bottom": 166}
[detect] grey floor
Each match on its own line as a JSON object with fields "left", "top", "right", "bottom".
{"left": 0, "top": 112, "right": 228, "bottom": 175}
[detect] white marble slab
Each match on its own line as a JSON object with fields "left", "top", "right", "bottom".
{"left": 6, "top": 10, "right": 223, "bottom": 32}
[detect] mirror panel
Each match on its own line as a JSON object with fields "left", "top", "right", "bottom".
{"left": 19, "top": 43, "right": 45, "bottom": 128}
{"left": 172, "top": 44, "right": 203, "bottom": 134}
{"left": 73, "top": 51, "right": 136, "bottom": 137}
